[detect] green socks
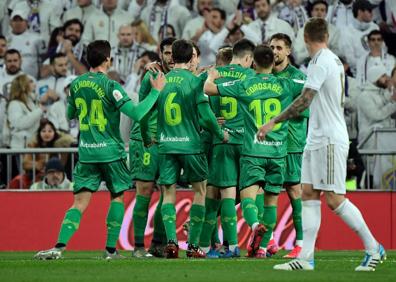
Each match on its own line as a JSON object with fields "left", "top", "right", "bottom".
{"left": 57, "top": 208, "right": 82, "bottom": 246}
{"left": 153, "top": 192, "right": 166, "bottom": 244}
{"left": 199, "top": 198, "right": 220, "bottom": 248}
{"left": 133, "top": 195, "right": 150, "bottom": 247}
{"left": 189, "top": 204, "right": 206, "bottom": 246}
{"left": 260, "top": 205, "right": 277, "bottom": 248}
{"left": 221, "top": 198, "right": 238, "bottom": 245}
{"left": 291, "top": 198, "right": 303, "bottom": 242}
{"left": 161, "top": 203, "right": 177, "bottom": 243}
{"left": 106, "top": 201, "right": 125, "bottom": 248}
{"left": 255, "top": 193, "right": 264, "bottom": 224}
{"left": 241, "top": 198, "right": 258, "bottom": 227}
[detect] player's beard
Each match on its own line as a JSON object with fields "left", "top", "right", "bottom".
{"left": 7, "top": 66, "right": 21, "bottom": 75}
{"left": 274, "top": 58, "right": 284, "bottom": 66}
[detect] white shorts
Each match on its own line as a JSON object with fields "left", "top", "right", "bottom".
{"left": 301, "top": 144, "right": 348, "bottom": 194}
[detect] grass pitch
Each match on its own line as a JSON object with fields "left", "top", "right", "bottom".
{"left": 0, "top": 250, "right": 394, "bottom": 282}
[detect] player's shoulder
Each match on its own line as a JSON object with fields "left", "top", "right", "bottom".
{"left": 309, "top": 49, "right": 340, "bottom": 70}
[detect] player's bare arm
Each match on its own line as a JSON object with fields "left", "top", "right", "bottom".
{"left": 203, "top": 68, "right": 221, "bottom": 96}
{"left": 257, "top": 87, "right": 317, "bottom": 141}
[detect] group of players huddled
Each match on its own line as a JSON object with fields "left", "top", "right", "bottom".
{"left": 34, "top": 17, "right": 386, "bottom": 272}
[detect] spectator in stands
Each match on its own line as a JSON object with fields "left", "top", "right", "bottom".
{"left": 7, "top": 9, "right": 46, "bottom": 78}
{"left": 111, "top": 24, "right": 155, "bottom": 82}
{"left": 10, "top": 0, "right": 63, "bottom": 44}
{"left": 130, "top": 20, "right": 157, "bottom": 49}
{"left": 245, "top": 0, "right": 294, "bottom": 44}
{"left": 140, "top": 0, "right": 191, "bottom": 41}
{"left": 278, "top": 0, "right": 309, "bottom": 34}
{"left": 294, "top": 0, "right": 341, "bottom": 66}
{"left": 82, "top": 0, "right": 132, "bottom": 47}
{"left": 45, "top": 27, "right": 64, "bottom": 61}
{"left": 6, "top": 74, "right": 45, "bottom": 149}
{"left": 158, "top": 23, "right": 176, "bottom": 44}
{"left": 356, "top": 30, "right": 396, "bottom": 88}
{"left": 22, "top": 118, "right": 75, "bottom": 184}
{"left": 372, "top": 0, "right": 396, "bottom": 56}
{"left": 182, "top": 0, "right": 213, "bottom": 40}
{"left": 37, "top": 53, "right": 68, "bottom": 107}
{"left": 42, "top": 19, "right": 88, "bottom": 78}
{"left": 339, "top": 0, "right": 379, "bottom": 76}
{"left": 327, "top": 0, "right": 355, "bottom": 29}
{"left": 0, "top": 35, "right": 7, "bottom": 68}
{"left": 62, "top": 0, "right": 100, "bottom": 26}
{"left": 194, "top": 7, "right": 226, "bottom": 66}
{"left": 30, "top": 157, "right": 73, "bottom": 190}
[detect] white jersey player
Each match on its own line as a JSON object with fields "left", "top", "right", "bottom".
{"left": 257, "top": 18, "right": 385, "bottom": 272}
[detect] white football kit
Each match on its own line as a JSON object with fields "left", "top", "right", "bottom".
{"left": 301, "top": 48, "right": 349, "bottom": 194}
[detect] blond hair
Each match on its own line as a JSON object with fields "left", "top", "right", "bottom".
{"left": 9, "top": 74, "right": 32, "bottom": 109}
{"left": 131, "top": 20, "right": 157, "bottom": 46}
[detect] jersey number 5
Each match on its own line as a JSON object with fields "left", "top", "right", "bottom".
{"left": 165, "top": 92, "right": 182, "bottom": 126}
{"left": 220, "top": 97, "right": 237, "bottom": 120}
{"left": 249, "top": 98, "right": 282, "bottom": 130}
{"left": 75, "top": 98, "right": 107, "bottom": 132}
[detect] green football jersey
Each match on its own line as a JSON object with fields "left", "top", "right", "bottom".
{"left": 209, "top": 64, "right": 255, "bottom": 145}
{"left": 157, "top": 68, "right": 208, "bottom": 154}
{"left": 68, "top": 72, "right": 130, "bottom": 163}
{"left": 129, "top": 71, "right": 158, "bottom": 142}
{"left": 217, "top": 73, "right": 303, "bottom": 158}
{"left": 274, "top": 64, "right": 308, "bottom": 153}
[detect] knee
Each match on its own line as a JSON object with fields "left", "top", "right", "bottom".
{"left": 137, "top": 182, "right": 154, "bottom": 197}
{"left": 325, "top": 193, "right": 345, "bottom": 211}
{"left": 287, "top": 185, "right": 302, "bottom": 199}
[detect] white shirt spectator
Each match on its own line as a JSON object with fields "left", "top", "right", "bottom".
{"left": 62, "top": 1, "right": 100, "bottom": 26}
{"left": 344, "top": 75, "right": 360, "bottom": 140}
{"left": 140, "top": 0, "right": 191, "bottom": 41}
{"left": 327, "top": 0, "right": 355, "bottom": 29}
{"left": 246, "top": 14, "right": 295, "bottom": 43}
{"left": 278, "top": 2, "right": 309, "bottom": 34}
{"left": 37, "top": 76, "right": 67, "bottom": 103}
{"left": 82, "top": 7, "right": 131, "bottom": 47}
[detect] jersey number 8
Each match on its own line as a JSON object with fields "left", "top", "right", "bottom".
{"left": 75, "top": 98, "right": 108, "bottom": 132}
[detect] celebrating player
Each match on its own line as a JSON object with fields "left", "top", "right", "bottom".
{"left": 257, "top": 18, "right": 386, "bottom": 271}
{"left": 204, "top": 45, "right": 303, "bottom": 258}
{"left": 34, "top": 40, "right": 166, "bottom": 260}
{"left": 151, "top": 39, "right": 228, "bottom": 258}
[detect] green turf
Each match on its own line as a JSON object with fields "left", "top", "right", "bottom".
{"left": 0, "top": 250, "right": 394, "bottom": 282}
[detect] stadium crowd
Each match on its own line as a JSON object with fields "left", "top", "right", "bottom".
{"left": 0, "top": 0, "right": 395, "bottom": 190}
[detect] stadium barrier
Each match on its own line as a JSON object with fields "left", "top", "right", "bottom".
{"left": 0, "top": 190, "right": 394, "bottom": 251}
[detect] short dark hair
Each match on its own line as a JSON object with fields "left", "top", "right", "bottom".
{"left": 190, "top": 41, "right": 201, "bottom": 57}
{"left": 310, "top": 0, "right": 328, "bottom": 13}
{"left": 254, "top": 0, "right": 271, "bottom": 6}
{"left": 253, "top": 45, "right": 274, "bottom": 69}
{"left": 0, "top": 35, "right": 6, "bottom": 41}
{"left": 172, "top": 39, "right": 193, "bottom": 64}
{"left": 216, "top": 46, "right": 233, "bottom": 66}
{"left": 367, "top": 29, "right": 382, "bottom": 41}
{"left": 304, "top": 17, "right": 328, "bottom": 43}
{"left": 211, "top": 7, "right": 226, "bottom": 21}
{"left": 232, "top": 39, "right": 255, "bottom": 58}
{"left": 50, "top": 52, "right": 67, "bottom": 64}
{"left": 158, "top": 24, "right": 176, "bottom": 38}
{"left": 139, "top": 50, "right": 160, "bottom": 63}
{"left": 5, "top": 48, "right": 21, "bottom": 58}
{"left": 269, "top": 33, "right": 292, "bottom": 48}
{"left": 352, "top": 0, "right": 375, "bottom": 18}
{"left": 160, "top": 37, "right": 177, "bottom": 53}
{"left": 87, "top": 40, "right": 111, "bottom": 68}
{"left": 63, "top": 18, "right": 84, "bottom": 34}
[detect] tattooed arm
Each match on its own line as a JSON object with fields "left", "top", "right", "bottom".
{"left": 256, "top": 87, "right": 317, "bottom": 141}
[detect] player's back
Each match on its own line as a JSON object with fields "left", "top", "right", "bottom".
{"left": 157, "top": 68, "right": 204, "bottom": 154}
{"left": 305, "top": 48, "right": 349, "bottom": 149}
{"left": 237, "top": 73, "right": 293, "bottom": 158}
{"left": 70, "top": 72, "right": 127, "bottom": 163}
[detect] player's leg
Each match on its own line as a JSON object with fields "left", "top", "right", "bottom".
{"left": 158, "top": 154, "right": 179, "bottom": 258}
{"left": 149, "top": 186, "right": 167, "bottom": 257}
{"left": 220, "top": 187, "right": 239, "bottom": 258}
{"left": 199, "top": 185, "right": 220, "bottom": 256}
{"left": 283, "top": 153, "right": 303, "bottom": 258}
{"left": 34, "top": 162, "right": 100, "bottom": 260}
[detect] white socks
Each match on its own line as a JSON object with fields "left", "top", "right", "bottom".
{"left": 334, "top": 199, "right": 378, "bottom": 254}
{"left": 299, "top": 200, "right": 321, "bottom": 261}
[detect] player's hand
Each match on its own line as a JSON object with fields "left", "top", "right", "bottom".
{"left": 207, "top": 68, "right": 220, "bottom": 81}
{"left": 217, "top": 117, "right": 226, "bottom": 126}
{"left": 150, "top": 72, "right": 166, "bottom": 91}
{"left": 222, "top": 130, "right": 229, "bottom": 143}
{"left": 256, "top": 120, "right": 275, "bottom": 141}
{"left": 145, "top": 61, "right": 162, "bottom": 73}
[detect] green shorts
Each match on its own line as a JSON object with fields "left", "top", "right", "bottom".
{"left": 73, "top": 159, "right": 131, "bottom": 194}
{"left": 129, "top": 139, "right": 159, "bottom": 182}
{"left": 158, "top": 154, "right": 208, "bottom": 185}
{"left": 284, "top": 153, "right": 302, "bottom": 185}
{"left": 201, "top": 130, "right": 213, "bottom": 164}
{"left": 208, "top": 144, "right": 242, "bottom": 188}
{"left": 239, "top": 156, "right": 285, "bottom": 194}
